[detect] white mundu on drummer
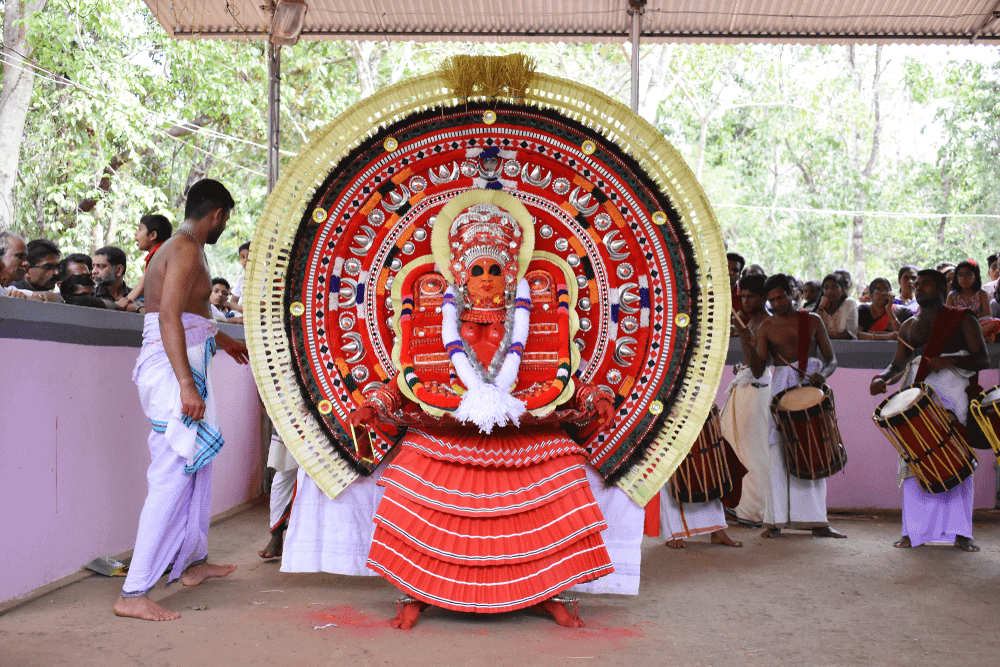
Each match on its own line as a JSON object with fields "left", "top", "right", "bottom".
{"left": 750, "top": 274, "right": 846, "bottom": 539}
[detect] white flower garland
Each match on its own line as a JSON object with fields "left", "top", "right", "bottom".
{"left": 442, "top": 278, "right": 531, "bottom": 433}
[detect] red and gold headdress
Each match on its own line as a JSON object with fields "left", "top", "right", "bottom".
{"left": 431, "top": 190, "right": 535, "bottom": 291}
{"left": 448, "top": 203, "right": 522, "bottom": 287}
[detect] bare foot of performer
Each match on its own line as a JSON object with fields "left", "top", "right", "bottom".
{"left": 955, "top": 536, "right": 980, "bottom": 552}
{"left": 812, "top": 526, "right": 847, "bottom": 539}
{"left": 180, "top": 562, "right": 237, "bottom": 587}
{"left": 666, "top": 538, "right": 686, "bottom": 549}
{"left": 761, "top": 527, "right": 781, "bottom": 538}
{"left": 893, "top": 536, "right": 912, "bottom": 548}
{"left": 112, "top": 597, "right": 181, "bottom": 621}
{"left": 710, "top": 529, "right": 743, "bottom": 547}
{"left": 258, "top": 525, "right": 286, "bottom": 560}
{"left": 390, "top": 599, "right": 430, "bottom": 630}
{"left": 536, "top": 598, "right": 585, "bottom": 628}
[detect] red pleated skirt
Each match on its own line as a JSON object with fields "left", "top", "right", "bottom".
{"left": 367, "top": 425, "right": 614, "bottom": 613}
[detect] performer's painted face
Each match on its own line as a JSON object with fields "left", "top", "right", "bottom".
{"left": 466, "top": 257, "right": 504, "bottom": 302}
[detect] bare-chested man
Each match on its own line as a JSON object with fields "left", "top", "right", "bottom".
{"left": 113, "top": 179, "right": 248, "bottom": 621}
{"left": 751, "top": 274, "right": 846, "bottom": 539}
{"left": 870, "top": 269, "right": 988, "bottom": 552}
{"left": 718, "top": 273, "right": 773, "bottom": 527}
{"left": 663, "top": 278, "right": 751, "bottom": 547}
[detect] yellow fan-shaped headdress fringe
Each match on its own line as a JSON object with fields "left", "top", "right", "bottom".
{"left": 440, "top": 54, "right": 538, "bottom": 102}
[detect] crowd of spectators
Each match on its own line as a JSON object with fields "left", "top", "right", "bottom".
{"left": 728, "top": 251, "right": 1000, "bottom": 344}
{"left": 7, "top": 219, "right": 999, "bottom": 344}
{"left": 0, "top": 217, "right": 247, "bottom": 325}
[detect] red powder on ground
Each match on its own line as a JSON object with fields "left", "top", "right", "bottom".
{"left": 305, "top": 605, "right": 389, "bottom": 635}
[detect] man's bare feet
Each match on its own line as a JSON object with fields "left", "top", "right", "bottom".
{"left": 955, "top": 536, "right": 980, "bottom": 552}
{"left": 180, "top": 562, "right": 237, "bottom": 587}
{"left": 761, "top": 527, "right": 781, "bottom": 538}
{"left": 258, "top": 528, "right": 284, "bottom": 560}
{"left": 893, "top": 536, "right": 912, "bottom": 548}
{"left": 390, "top": 600, "right": 429, "bottom": 629}
{"left": 710, "top": 529, "right": 743, "bottom": 547}
{"left": 665, "top": 538, "right": 686, "bottom": 549}
{"left": 536, "top": 599, "right": 585, "bottom": 628}
{"left": 113, "top": 596, "right": 180, "bottom": 621}
{"left": 812, "top": 526, "right": 847, "bottom": 539}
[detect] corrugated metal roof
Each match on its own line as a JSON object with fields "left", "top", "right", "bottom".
{"left": 144, "top": 0, "right": 1000, "bottom": 43}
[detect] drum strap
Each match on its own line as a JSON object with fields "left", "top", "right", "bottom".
{"left": 914, "top": 307, "right": 969, "bottom": 385}
{"left": 797, "top": 311, "right": 810, "bottom": 373}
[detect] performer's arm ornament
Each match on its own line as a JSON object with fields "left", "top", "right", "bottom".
{"left": 574, "top": 382, "right": 615, "bottom": 414}
{"left": 363, "top": 381, "right": 404, "bottom": 416}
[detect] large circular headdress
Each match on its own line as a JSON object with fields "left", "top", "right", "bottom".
{"left": 246, "top": 56, "right": 730, "bottom": 504}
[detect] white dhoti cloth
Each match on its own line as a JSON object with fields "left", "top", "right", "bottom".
{"left": 763, "top": 359, "right": 830, "bottom": 529}
{"left": 267, "top": 430, "right": 298, "bottom": 532}
{"left": 569, "top": 467, "right": 643, "bottom": 596}
{"left": 282, "top": 465, "right": 644, "bottom": 596}
{"left": 899, "top": 354, "right": 975, "bottom": 545}
{"left": 720, "top": 365, "right": 772, "bottom": 523}
{"left": 658, "top": 488, "right": 727, "bottom": 540}
{"left": 122, "top": 313, "right": 221, "bottom": 597}
{"left": 281, "top": 467, "right": 388, "bottom": 576}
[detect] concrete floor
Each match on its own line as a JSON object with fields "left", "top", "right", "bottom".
{"left": 3, "top": 499, "right": 1000, "bottom": 667}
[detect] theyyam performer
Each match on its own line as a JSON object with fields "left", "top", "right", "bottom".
{"left": 114, "top": 179, "right": 249, "bottom": 621}
{"left": 244, "top": 55, "right": 731, "bottom": 628}
{"left": 870, "top": 269, "right": 988, "bottom": 552}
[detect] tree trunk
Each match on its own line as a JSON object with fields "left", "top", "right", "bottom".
{"left": 349, "top": 41, "right": 384, "bottom": 100}
{"left": 847, "top": 45, "right": 884, "bottom": 296}
{"left": 0, "top": 0, "right": 48, "bottom": 230}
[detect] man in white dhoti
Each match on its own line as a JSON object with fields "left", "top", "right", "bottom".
{"left": 658, "top": 488, "right": 742, "bottom": 548}
{"left": 721, "top": 273, "right": 772, "bottom": 526}
{"left": 870, "top": 269, "right": 988, "bottom": 552}
{"left": 751, "top": 274, "right": 846, "bottom": 539}
{"left": 114, "top": 179, "right": 249, "bottom": 622}
{"left": 258, "top": 430, "right": 299, "bottom": 560}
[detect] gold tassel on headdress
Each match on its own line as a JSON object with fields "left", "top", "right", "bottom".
{"left": 440, "top": 54, "right": 537, "bottom": 103}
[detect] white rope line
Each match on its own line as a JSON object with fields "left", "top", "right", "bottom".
{"left": 714, "top": 203, "right": 1000, "bottom": 220}
{"left": 0, "top": 50, "right": 294, "bottom": 157}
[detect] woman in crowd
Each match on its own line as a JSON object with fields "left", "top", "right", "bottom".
{"left": 947, "top": 260, "right": 990, "bottom": 317}
{"left": 947, "top": 259, "right": 999, "bottom": 342}
{"left": 857, "top": 277, "right": 901, "bottom": 341}
{"left": 814, "top": 272, "right": 858, "bottom": 339}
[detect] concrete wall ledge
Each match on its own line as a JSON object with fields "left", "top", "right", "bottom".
{"left": 1, "top": 301, "right": 260, "bottom": 605}
{"left": 0, "top": 297, "right": 245, "bottom": 346}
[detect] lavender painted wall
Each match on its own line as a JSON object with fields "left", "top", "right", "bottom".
{"left": 713, "top": 366, "right": 999, "bottom": 511}
{"left": 0, "top": 338, "right": 262, "bottom": 604}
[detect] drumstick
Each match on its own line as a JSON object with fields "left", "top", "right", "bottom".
{"left": 732, "top": 308, "right": 755, "bottom": 345}
{"left": 775, "top": 353, "right": 810, "bottom": 379}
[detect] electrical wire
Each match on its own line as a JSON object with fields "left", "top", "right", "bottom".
{"left": 0, "top": 49, "right": 295, "bottom": 157}
{"left": 714, "top": 203, "right": 1000, "bottom": 219}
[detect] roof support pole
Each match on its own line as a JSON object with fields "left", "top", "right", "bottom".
{"left": 628, "top": 0, "right": 646, "bottom": 113}
{"left": 266, "top": 43, "right": 282, "bottom": 194}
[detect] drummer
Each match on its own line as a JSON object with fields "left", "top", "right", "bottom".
{"left": 869, "top": 269, "right": 989, "bottom": 552}
{"left": 750, "top": 274, "right": 846, "bottom": 539}
{"left": 721, "top": 273, "right": 773, "bottom": 527}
